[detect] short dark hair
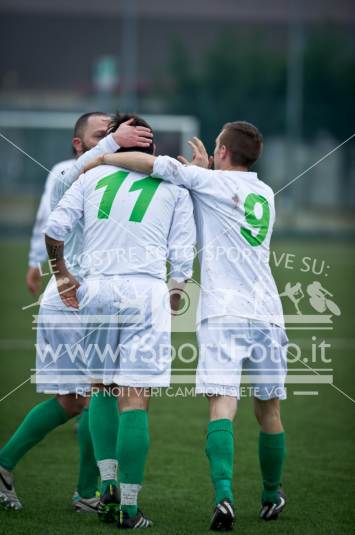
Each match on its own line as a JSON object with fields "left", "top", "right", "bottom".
{"left": 219, "top": 121, "right": 263, "bottom": 168}
{"left": 73, "top": 112, "right": 110, "bottom": 138}
{"left": 107, "top": 112, "right": 154, "bottom": 155}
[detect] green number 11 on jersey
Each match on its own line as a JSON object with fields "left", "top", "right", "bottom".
{"left": 95, "top": 170, "right": 162, "bottom": 222}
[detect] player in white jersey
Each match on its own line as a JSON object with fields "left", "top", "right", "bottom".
{"left": 44, "top": 113, "right": 196, "bottom": 528}
{"left": 27, "top": 160, "right": 74, "bottom": 294}
{"left": 86, "top": 121, "right": 288, "bottom": 530}
{"left": 0, "top": 112, "right": 153, "bottom": 514}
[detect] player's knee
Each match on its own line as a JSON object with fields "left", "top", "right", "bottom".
{"left": 57, "top": 394, "right": 86, "bottom": 418}
{"left": 119, "top": 387, "right": 150, "bottom": 412}
{"left": 208, "top": 395, "right": 237, "bottom": 421}
{"left": 254, "top": 398, "right": 283, "bottom": 432}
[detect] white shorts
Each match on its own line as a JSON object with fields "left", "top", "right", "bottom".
{"left": 195, "top": 317, "right": 288, "bottom": 400}
{"left": 35, "top": 289, "right": 91, "bottom": 395}
{"left": 80, "top": 276, "right": 172, "bottom": 388}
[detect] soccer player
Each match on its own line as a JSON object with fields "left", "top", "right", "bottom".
{"left": 86, "top": 122, "right": 288, "bottom": 530}
{"left": 27, "top": 161, "right": 73, "bottom": 294}
{"left": 44, "top": 113, "right": 196, "bottom": 528}
{"left": 0, "top": 112, "right": 153, "bottom": 512}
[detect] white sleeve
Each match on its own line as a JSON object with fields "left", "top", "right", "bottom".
{"left": 28, "top": 162, "right": 66, "bottom": 267}
{"left": 45, "top": 177, "right": 85, "bottom": 242}
{"left": 50, "top": 134, "right": 119, "bottom": 210}
{"left": 153, "top": 155, "right": 214, "bottom": 192}
{"left": 167, "top": 188, "right": 196, "bottom": 282}
{"left": 28, "top": 184, "right": 51, "bottom": 267}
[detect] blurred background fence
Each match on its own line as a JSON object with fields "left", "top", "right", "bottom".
{"left": 0, "top": 0, "right": 354, "bottom": 238}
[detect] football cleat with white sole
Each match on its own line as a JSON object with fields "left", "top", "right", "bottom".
{"left": 72, "top": 491, "right": 100, "bottom": 513}
{"left": 259, "top": 488, "right": 287, "bottom": 521}
{"left": 0, "top": 465, "right": 22, "bottom": 511}
{"left": 210, "top": 499, "right": 235, "bottom": 531}
{"left": 118, "top": 509, "right": 153, "bottom": 529}
{"left": 98, "top": 484, "right": 120, "bottom": 523}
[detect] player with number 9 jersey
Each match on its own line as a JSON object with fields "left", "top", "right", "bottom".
{"left": 150, "top": 144, "right": 288, "bottom": 402}
{"left": 152, "top": 154, "right": 283, "bottom": 329}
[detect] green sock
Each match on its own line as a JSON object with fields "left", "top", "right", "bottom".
{"left": 259, "top": 431, "right": 286, "bottom": 503}
{"left": 205, "top": 419, "right": 234, "bottom": 506}
{"left": 89, "top": 391, "right": 119, "bottom": 492}
{"left": 0, "top": 398, "right": 69, "bottom": 470}
{"left": 77, "top": 408, "right": 100, "bottom": 498}
{"left": 117, "top": 410, "right": 149, "bottom": 518}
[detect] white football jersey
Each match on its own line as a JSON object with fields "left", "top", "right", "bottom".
{"left": 49, "top": 135, "right": 120, "bottom": 276}
{"left": 41, "top": 135, "right": 120, "bottom": 309}
{"left": 45, "top": 163, "right": 196, "bottom": 282}
{"left": 153, "top": 156, "right": 284, "bottom": 327}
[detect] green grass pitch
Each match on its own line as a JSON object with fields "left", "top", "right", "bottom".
{"left": 0, "top": 240, "right": 354, "bottom": 534}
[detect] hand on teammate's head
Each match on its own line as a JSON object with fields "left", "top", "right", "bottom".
{"left": 112, "top": 118, "right": 153, "bottom": 149}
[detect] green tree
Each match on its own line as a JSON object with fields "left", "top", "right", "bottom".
{"left": 162, "top": 29, "right": 354, "bottom": 148}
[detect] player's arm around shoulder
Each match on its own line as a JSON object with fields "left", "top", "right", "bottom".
{"left": 87, "top": 137, "right": 214, "bottom": 191}
{"left": 95, "top": 152, "right": 156, "bottom": 175}
{"left": 50, "top": 136, "right": 122, "bottom": 210}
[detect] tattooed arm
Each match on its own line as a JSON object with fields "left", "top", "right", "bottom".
{"left": 45, "top": 236, "right": 80, "bottom": 309}
{"left": 44, "top": 173, "right": 85, "bottom": 309}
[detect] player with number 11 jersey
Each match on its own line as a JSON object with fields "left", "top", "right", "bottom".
{"left": 44, "top": 114, "right": 195, "bottom": 527}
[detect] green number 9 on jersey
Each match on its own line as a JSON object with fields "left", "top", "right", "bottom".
{"left": 240, "top": 193, "right": 270, "bottom": 247}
